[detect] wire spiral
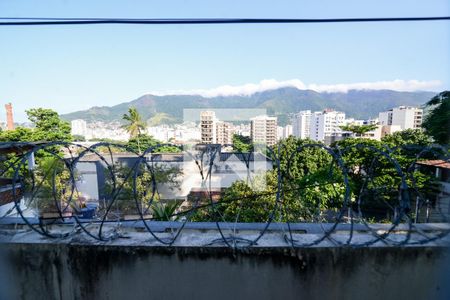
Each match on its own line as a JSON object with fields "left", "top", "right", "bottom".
{"left": 1, "top": 141, "right": 449, "bottom": 248}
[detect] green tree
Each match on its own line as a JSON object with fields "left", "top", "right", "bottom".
{"left": 102, "top": 162, "right": 181, "bottom": 218}
{"left": 0, "top": 108, "right": 71, "bottom": 142}
{"left": 273, "top": 136, "right": 345, "bottom": 221}
{"left": 127, "top": 134, "right": 180, "bottom": 154}
{"left": 29, "top": 156, "right": 75, "bottom": 217}
{"left": 122, "top": 107, "right": 146, "bottom": 153}
{"left": 334, "top": 136, "right": 437, "bottom": 221}
{"left": 26, "top": 108, "right": 72, "bottom": 142}
{"left": 0, "top": 127, "right": 34, "bottom": 142}
{"left": 273, "top": 136, "right": 331, "bottom": 178}
{"left": 422, "top": 91, "right": 450, "bottom": 144}
{"left": 340, "top": 124, "right": 378, "bottom": 137}
{"left": 381, "top": 129, "right": 432, "bottom": 148}
{"left": 0, "top": 108, "right": 72, "bottom": 179}
{"left": 232, "top": 134, "right": 253, "bottom": 152}
{"left": 197, "top": 135, "right": 439, "bottom": 223}
{"left": 72, "top": 135, "right": 86, "bottom": 142}
{"left": 193, "top": 137, "right": 346, "bottom": 223}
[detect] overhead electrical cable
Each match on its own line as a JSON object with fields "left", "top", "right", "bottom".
{"left": 0, "top": 16, "right": 449, "bottom": 26}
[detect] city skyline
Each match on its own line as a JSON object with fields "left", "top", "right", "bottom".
{"left": 63, "top": 104, "right": 423, "bottom": 145}
{"left": 1, "top": 0, "right": 449, "bottom": 122}
{"left": 1, "top": 79, "right": 443, "bottom": 124}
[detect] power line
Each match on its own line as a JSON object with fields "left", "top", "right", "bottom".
{"left": 0, "top": 16, "right": 449, "bottom": 26}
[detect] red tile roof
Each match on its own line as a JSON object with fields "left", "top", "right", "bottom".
{"left": 417, "top": 160, "right": 450, "bottom": 170}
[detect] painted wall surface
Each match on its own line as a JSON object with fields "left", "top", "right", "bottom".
{"left": 1, "top": 243, "right": 449, "bottom": 300}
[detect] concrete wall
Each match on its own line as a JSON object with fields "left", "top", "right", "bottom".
{"left": 1, "top": 243, "right": 449, "bottom": 300}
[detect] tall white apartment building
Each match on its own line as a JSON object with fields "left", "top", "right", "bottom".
{"left": 283, "top": 125, "right": 293, "bottom": 138}
{"left": 378, "top": 106, "right": 423, "bottom": 130}
{"left": 277, "top": 125, "right": 293, "bottom": 140}
{"left": 292, "top": 110, "right": 312, "bottom": 139}
{"left": 309, "top": 109, "right": 346, "bottom": 143}
{"left": 378, "top": 111, "right": 393, "bottom": 126}
{"left": 71, "top": 119, "right": 87, "bottom": 137}
{"left": 277, "top": 126, "right": 284, "bottom": 141}
{"left": 200, "top": 111, "right": 217, "bottom": 144}
{"left": 250, "top": 115, "right": 277, "bottom": 146}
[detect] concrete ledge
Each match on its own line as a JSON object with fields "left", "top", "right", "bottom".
{"left": 1, "top": 241, "right": 449, "bottom": 300}
{"left": 1, "top": 222, "right": 449, "bottom": 248}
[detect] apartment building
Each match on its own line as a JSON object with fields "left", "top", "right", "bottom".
{"left": 200, "top": 111, "right": 217, "bottom": 144}
{"left": 71, "top": 119, "right": 87, "bottom": 137}
{"left": 309, "top": 109, "right": 346, "bottom": 143}
{"left": 292, "top": 110, "right": 312, "bottom": 139}
{"left": 200, "top": 111, "right": 234, "bottom": 145}
{"left": 216, "top": 121, "right": 234, "bottom": 145}
{"left": 250, "top": 115, "right": 277, "bottom": 146}
{"left": 378, "top": 106, "right": 423, "bottom": 130}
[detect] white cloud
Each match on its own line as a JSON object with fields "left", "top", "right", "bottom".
{"left": 308, "top": 79, "right": 442, "bottom": 93}
{"left": 149, "top": 79, "right": 442, "bottom": 97}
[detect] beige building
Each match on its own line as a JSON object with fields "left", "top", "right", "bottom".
{"left": 200, "top": 111, "right": 234, "bottom": 145}
{"left": 381, "top": 124, "right": 402, "bottom": 137}
{"left": 200, "top": 111, "right": 217, "bottom": 144}
{"left": 250, "top": 115, "right": 277, "bottom": 146}
{"left": 216, "top": 121, "right": 234, "bottom": 145}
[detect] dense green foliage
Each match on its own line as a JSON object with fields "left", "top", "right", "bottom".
{"left": 102, "top": 162, "right": 181, "bottom": 217}
{"left": 232, "top": 134, "right": 253, "bottom": 152}
{"left": 422, "top": 91, "right": 450, "bottom": 144}
{"left": 340, "top": 124, "right": 378, "bottom": 136}
{"left": 0, "top": 108, "right": 72, "bottom": 142}
{"left": 333, "top": 134, "right": 435, "bottom": 220}
{"left": 193, "top": 137, "right": 346, "bottom": 222}
{"left": 0, "top": 108, "right": 73, "bottom": 180}
{"left": 0, "top": 127, "right": 34, "bottom": 142}
{"left": 194, "top": 130, "right": 441, "bottom": 223}
{"left": 127, "top": 134, "right": 180, "bottom": 154}
{"left": 381, "top": 128, "right": 432, "bottom": 148}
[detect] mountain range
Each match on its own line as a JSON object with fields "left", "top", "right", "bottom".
{"left": 61, "top": 88, "right": 436, "bottom": 126}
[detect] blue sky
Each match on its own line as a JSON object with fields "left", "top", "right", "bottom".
{"left": 0, "top": 0, "right": 449, "bottom": 122}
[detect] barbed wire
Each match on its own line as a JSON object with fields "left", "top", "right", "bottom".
{"left": 0, "top": 141, "right": 449, "bottom": 248}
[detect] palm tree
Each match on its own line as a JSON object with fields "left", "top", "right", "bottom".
{"left": 122, "top": 107, "right": 146, "bottom": 153}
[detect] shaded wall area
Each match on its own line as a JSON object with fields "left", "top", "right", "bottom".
{"left": 1, "top": 243, "right": 450, "bottom": 300}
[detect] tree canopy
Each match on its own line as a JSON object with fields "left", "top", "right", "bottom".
{"left": 122, "top": 107, "right": 147, "bottom": 153}
{"left": 0, "top": 108, "right": 72, "bottom": 142}
{"left": 122, "top": 107, "right": 146, "bottom": 138}
{"left": 193, "top": 137, "right": 346, "bottom": 223}
{"left": 232, "top": 134, "right": 253, "bottom": 152}
{"left": 193, "top": 133, "right": 440, "bottom": 223}
{"left": 340, "top": 124, "right": 378, "bottom": 136}
{"left": 422, "top": 91, "right": 450, "bottom": 144}
{"left": 381, "top": 128, "right": 432, "bottom": 148}
{"left": 127, "top": 134, "right": 180, "bottom": 154}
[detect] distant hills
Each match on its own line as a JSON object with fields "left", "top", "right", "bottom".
{"left": 61, "top": 88, "right": 436, "bottom": 126}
